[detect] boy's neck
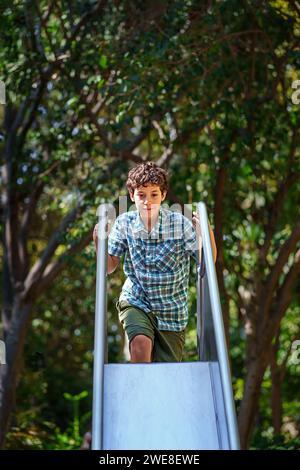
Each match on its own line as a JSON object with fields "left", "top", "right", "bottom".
{"left": 139, "top": 209, "right": 160, "bottom": 232}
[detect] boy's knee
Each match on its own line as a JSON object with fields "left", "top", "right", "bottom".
{"left": 130, "top": 334, "right": 152, "bottom": 351}
{"left": 130, "top": 334, "right": 153, "bottom": 360}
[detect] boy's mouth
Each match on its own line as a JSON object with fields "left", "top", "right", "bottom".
{"left": 140, "top": 205, "right": 159, "bottom": 213}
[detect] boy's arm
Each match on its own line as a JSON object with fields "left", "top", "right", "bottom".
{"left": 208, "top": 223, "right": 217, "bottom": 264}
{"left": 93, "top": 224, "right": 121, "bottom": 274}
{"left": 107, "top": 254, "right": 120, "bottom": 274}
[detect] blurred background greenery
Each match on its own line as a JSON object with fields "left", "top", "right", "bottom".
{"left": 0, "top": 0, "right": 299, "bottom": 449}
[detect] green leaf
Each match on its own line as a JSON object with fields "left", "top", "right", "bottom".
{"left": 99, "top": 54, "right": 108, "bottom": 69}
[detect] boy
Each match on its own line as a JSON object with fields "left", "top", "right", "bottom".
{"left": 93, "top": 162, "right": 217, "bottom": 363}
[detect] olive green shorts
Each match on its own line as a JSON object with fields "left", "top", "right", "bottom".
{"left": 116, "top": 300, "right": 185, "bottom": 363}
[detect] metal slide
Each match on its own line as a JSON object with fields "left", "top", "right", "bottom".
{"left": 92, "top": 202, "right": 240, "bottom": 450}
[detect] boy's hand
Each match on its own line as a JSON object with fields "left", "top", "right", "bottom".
{"left": 93, "top": 223, "right": 99, "bottom": 244}
{"left": 93, "top": 219, "right": 113, "bottom": 245}
{"left": 192, "top": 211, "right": 217, "bottom": 263}
{"left": 192, "top": 211, "right": 202, "bottom": 238}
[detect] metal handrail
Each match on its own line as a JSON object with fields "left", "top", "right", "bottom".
{"left": 92, "top": 205, "right": 108, "bottom": 450}
{"left": 197, "top": 202, "right": 240, "bottom": 450}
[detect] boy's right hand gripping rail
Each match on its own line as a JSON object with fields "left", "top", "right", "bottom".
{"left": 196, "top": 202, "right": 240, "bottom": 450}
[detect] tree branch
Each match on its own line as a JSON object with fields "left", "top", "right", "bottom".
{"left": 24, "top": 204, "right": 83, "bottom": 295}
{"left": 25, "top": 0, "right": 46, "bottom": 61}
{"left": 214, "top": 155, "right": 231, "bottom": 343}
{"left": 19, "top": 181, "right": 44, "bottom": 281}
{"left": 258, "top": 127, "right": 298, "bottom": 268}
{"left": 258, "top": 249, "right": 300, "bottom": 360}
{"left": 31, "top": 232, "right": 92, "bottom": 298}
{"left": 40, "top": 0, "right": 56, "bottom": 27}
{"left": 260, "top": 218, "right": 300, "bottom": 317}
{"left": 15, "top": 0, "right": 110, "bottom": 157}
{"left": 68, "top": 0, "right": 108, "bottom": 45}
{"left": 271, "top": 249, "right": 300, "bottom": 323}
{"left": 16, "top": 79, "right": 48, "bottom": 155}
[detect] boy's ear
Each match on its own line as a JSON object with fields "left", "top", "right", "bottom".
{"left": 161, "top": 191, "right": 167, "bottom": 201}
{"left": 129, "top": 191, "right": 135, "bottom": 202}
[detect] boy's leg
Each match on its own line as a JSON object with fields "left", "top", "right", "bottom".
{"left": 130, "top": 335, "right": 152, "bottom": 363}
{"left": 147, "top": 313, "right": 186, "bottom": 362}
{"left": 116, "top": 300, "right": 155, "bottom": 363}
{"left": 116, "top": 300, "right": 185, "bottom": 363}
{"left": 153, "top": 329, "right": 186, "bottom": 362}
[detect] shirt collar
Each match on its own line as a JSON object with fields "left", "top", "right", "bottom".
{"left": 132, "top": 206, "right": 163, "bottom": 239}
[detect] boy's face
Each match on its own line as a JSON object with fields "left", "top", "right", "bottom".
{"left": 130, "top": 183, "right": 166, "bottom": 218}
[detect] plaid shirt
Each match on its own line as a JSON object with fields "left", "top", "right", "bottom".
{"left": 108, "top": 206, "right": 197, "bottom": 331}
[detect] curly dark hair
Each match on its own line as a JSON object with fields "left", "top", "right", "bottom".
{"left": 126, "top": 162, "right": 169, "bottom": 196}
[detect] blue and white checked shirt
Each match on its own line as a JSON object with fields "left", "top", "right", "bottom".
{"left": 108, "top": 206, "right": 198, "bottom": 331}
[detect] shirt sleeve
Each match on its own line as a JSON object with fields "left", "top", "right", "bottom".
{"left": 182, "top": 216, "right": 198, "bottom": 261}
{"left": 108, "top": 215, "right": 128, "bottom": 257}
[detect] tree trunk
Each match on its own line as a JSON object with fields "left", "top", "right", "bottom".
{"left": 0, "top": 297, "right": 32, "bottom": 448}
{"left": 269, "top": 334, "right": 291, "bottom": 435}
{"left": 237, "top": 352, "right": 269, "bottom": 449}
{"left": 270, "top": 367, "right": 283, "bottom": 435}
